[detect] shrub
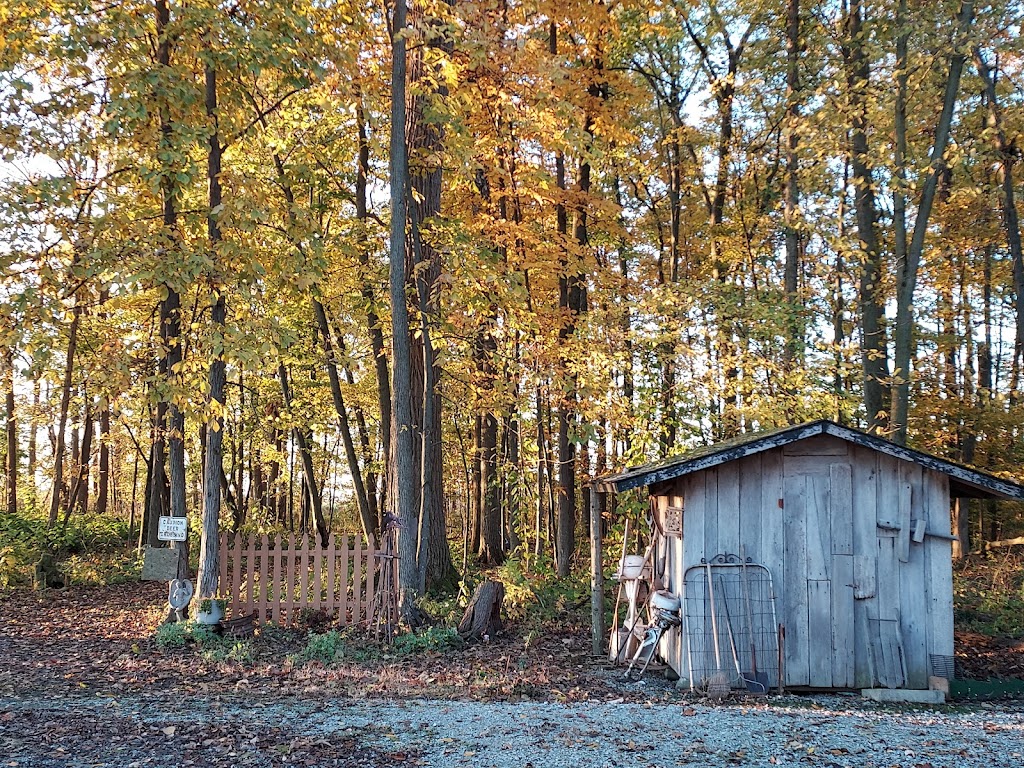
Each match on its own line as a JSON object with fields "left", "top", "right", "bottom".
{"left": 494, "top": 555, "right": 588, "bottom": 627}
{"left": 154, "top": 621, "right": 189, "bottom": 649}
{"left": 153, "top": 620, "right": 253, "bottom": 664}
{"left": 223, "top": 641, "right": 254, "bottom": 664}
{"left": 0, "top": 546, "right": 21, "bottom": 590}
{"left": 954, "top": 550, "right": 1024, "bottom": 637}
{"left": 0, "top": 508, "right": 136, "bottom": 588}
{"left": 302, "top": 630, "right": 345, "bottom": 663}
{"left": 392, "top": 625, "right": 462, "bottom": 656}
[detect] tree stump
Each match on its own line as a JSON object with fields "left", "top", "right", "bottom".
{"left": 458, "top": 579, "right": 505, "bottom": 642}
{"left": 33, "top": 553, "right": 64, "bottom": 590}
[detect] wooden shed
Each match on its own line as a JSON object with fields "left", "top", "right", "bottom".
{"left": 597, "top": 420, "right": 1024, "bottom": 693}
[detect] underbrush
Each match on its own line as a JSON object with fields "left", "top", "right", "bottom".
{"left": 954, "top": 548, "right": 1024, "bottom": 637}
{"left": 154, "top": 620, "right": 255, "bottom": 664}
{"left": 298, "top": 625, "right": 463, "bottom": 665}
{"left": 417, "top": 553, "right": 589, "bottom": 639}
{"left": 487, "top": 555, "right": 587, "bottom": 624}
{"left": 0, "top": 508, "right": 138, "bottom": 589}
{"left": 154, "top": 617, "right": 465, "bottom": 668}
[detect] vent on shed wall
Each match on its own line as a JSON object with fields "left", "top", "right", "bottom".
{"left": 666, "top": 506, "right": 683, "bottom": 537}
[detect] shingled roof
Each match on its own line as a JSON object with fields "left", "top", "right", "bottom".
{"left": 596, "top": 419, "right": 1024, "bottom": 500}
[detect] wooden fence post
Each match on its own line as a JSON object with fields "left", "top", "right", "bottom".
{"left": 340, "top": 534, "right": 350, "bottom": 624}
{"left": 590, "top": 482, "right": 605, "bottom": 656}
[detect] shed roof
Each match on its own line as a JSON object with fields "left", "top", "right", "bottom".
{"left": 597, "top": 419, "right": 1024, "bottom": 500}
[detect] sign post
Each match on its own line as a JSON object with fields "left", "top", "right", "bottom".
{"left": 154, "top": 517, "right": 190, "bottom": 618}
{"left": 157, "top": 516, "right": 187, "bottom": 542}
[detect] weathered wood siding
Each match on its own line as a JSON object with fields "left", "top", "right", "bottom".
{"left": 662, "top": 434, "right": 954, "bottom": 691}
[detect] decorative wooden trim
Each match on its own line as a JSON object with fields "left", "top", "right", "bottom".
{"left": 665, "top": 506, "right": 683, "bottom": 537}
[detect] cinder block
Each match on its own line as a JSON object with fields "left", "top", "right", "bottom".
{"left": 928, "top": 675, "right": 950, "bottom": 700}
{"left": 862, "top": 688, "right": 945, "bottom": 705}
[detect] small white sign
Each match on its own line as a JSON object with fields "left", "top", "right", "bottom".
{"left": 158, "top": 516, "right": 188, "bottom": 542}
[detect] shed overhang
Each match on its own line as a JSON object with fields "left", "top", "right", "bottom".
{"left": 597, "top": 420, "right": 1024, "bottom": 501}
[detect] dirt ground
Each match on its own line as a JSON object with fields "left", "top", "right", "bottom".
{"left": 2, "top": 583, "right": 1024, "bottom": 767}
{"left": 1, "top": 582, "right": 1023, "bottom": 702}
{"left": 0, "top": 582, "right": 669, "bottom": 703}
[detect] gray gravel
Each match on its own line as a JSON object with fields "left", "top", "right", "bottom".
{"left": 296, "top": 696, "right": 1024, "bottom": 767}
{"left": 2, "top": 692, "right": 1023, "bottom": 767}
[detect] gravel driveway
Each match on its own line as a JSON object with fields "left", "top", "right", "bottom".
{"left": 2, "top": 691, "right": 1022, "bottom": 767}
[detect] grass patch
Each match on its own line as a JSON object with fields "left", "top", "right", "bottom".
{"left": 153, "top": 620, "right": 255, "bottom": 664}
{"left": 301, "top": 630, "right": 347, "bottom": 663}
{"left": 392, "top": 626, "right": 462, "bottom": 656}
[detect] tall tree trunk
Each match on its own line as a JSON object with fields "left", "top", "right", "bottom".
{"left": 479, "top": 409, "right": 502, "bottom": 565}
{"left": 410, "top": 211, "right": 439, "bottom": 591}
{"left": 472, "top": 159, "right": 506, "bottom": 566}
{"left": 155, "top": 0, "right": 188, "bottom": 584}
{"left": 505, "top": 409, "right": 522, "bottom": 552}
{"left": 356, "top": 97, "right": 391, "bottom": 523}
{"left": 4, "top": 345, "right": 16, "bottom": 516}
{"left": 197, "top": 60, "right": 225, "bottom": 599}
{"left": 551, "top": 23, "right": 574, "bottom": 579}
{"left": 388, "top": 0, "right": 422, "bottom": 626}
{"left": 614, "top": 175, "right": 634, "bottom": 456}
{"left": 891, "top": 0, "right": 909, "bottom": 367}
{"left": 534, "top": 386, "right": 545, "bottom": 559}
{"left": 27, "top": 376, "right": 38, "bottom": 502}
{"left": 96, "top": 405, "right": 110, "bottom": 517}
{"left": 833, "top": 157, "right": 850, "bottom": 421}
{"left": 48, "top": 299, "right": 81, "bottom": 528}
{"left": 69, "top": 405, "right": 93, "bottom": 519}
{"left": 974, "top": 47, "right": 1024, "bottom": 400}
{"left": 845, "top": 0, "right": 890, "bottom": 433}
{"left": 783, "top": 0, "right": 802, "bottom": 367}
{"left": 469, "top": 413, "right": 482, "bottom": 555}
{"left": 140, "top": 428, "right": 155, "bottom": 549}
{"left": 404, "top": 0, "right": 455, "bottom": 592}
{"left": 891, "top": 1, "right": 974, "bottom": 443}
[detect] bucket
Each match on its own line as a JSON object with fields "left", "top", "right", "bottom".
{"left": 619, "top": 554, "right": 646, "bottom": 580}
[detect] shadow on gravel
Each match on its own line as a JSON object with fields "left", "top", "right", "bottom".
{"left": 1, "top": 706, "right": 409, "bottom": 768}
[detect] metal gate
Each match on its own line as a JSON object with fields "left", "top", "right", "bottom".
{"left": 682, "top": 553, "right": 780, "bottom": 692}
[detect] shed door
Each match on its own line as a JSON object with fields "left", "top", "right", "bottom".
{"left": 782, "top": 462, "right": 854, "bottom": 688}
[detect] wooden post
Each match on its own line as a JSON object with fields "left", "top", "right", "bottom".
{"left": 246, "top": 534, "right": 256, "bottom": 617}
{"left": 299, "top": 532, "right": 309, "bottom": 613}
{"left": 590, "top": 482, "right": 605, "bottom": 656}
{"left": 365, "top": 534, "right": 376, "bottom": 622}
{"left": 326, "top": 533, "right": 337, "bottom": 620}
{"left": 313, "top": 534, "right": 323, "bottom": 610}
{"left": 230, "top": 532, "right": 242, "bottom": 615}
{"left": 339, "top": 534, "right": 349, "bottom": 624}
{"left": 218, "top": 532, "right": 228, "bottom": 594}
{"left": 353, "top": 535, "right": 363, "bottom": 623}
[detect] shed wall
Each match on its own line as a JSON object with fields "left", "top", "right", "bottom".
{"left": 655, "top": 435, "right": 954, "bottom": 691}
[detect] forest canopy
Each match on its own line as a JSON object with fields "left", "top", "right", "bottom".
{"left": 1, "top": 0, "right": 1022, "bottom": 604}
